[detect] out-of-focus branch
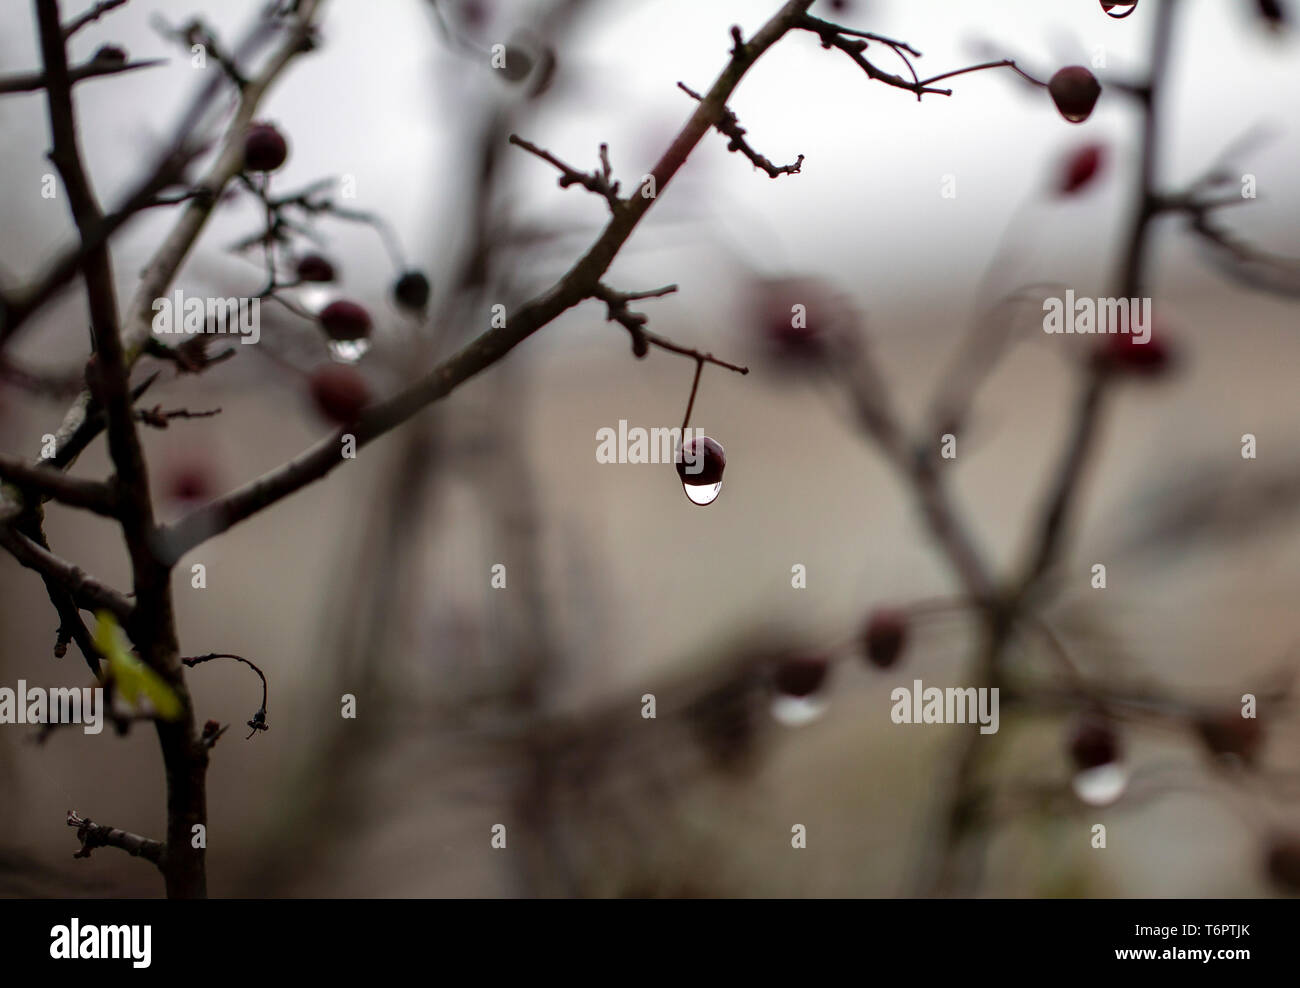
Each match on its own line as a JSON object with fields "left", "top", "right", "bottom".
{"left": 0, "top": 455, "right": 117, "bottom": 516}
{"left": 0, "top": 526, "right": 133, "bottom": 619}
{"left": 0, "top": 52, "right": 164, "bottom": 95}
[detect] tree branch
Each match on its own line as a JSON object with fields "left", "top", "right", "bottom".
{"left": 66, "top": 810, "right": 163, "bottom": 866}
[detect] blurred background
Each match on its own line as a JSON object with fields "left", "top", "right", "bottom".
{"left": 1, "top": 0, "right": 1299, "bottom": 897}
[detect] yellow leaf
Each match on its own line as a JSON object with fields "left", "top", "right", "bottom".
{"left": 92, "top": 611, "right": 183, "bottom": 721}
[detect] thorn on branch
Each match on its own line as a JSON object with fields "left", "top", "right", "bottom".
{"left": 508, "top": 134, "right": 624, "bottom": 211}
{"left": 676, "top": 83, "right": 803, "bottom": 177}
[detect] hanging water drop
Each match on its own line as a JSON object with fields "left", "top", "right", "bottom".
{"left": 770, "top": 693, "right": 829, "bottom": 727}
{"left": 683, "top": 481, "right": 722, "bottom": 505}
{"left": 676, "top": 436, "right": 726, "bottom": 507}
{"left": 1071, "top": 762, "right": 1129, "bottom": 806}
{"left": 328, "top": 338, "right": 371, "bottom": 364}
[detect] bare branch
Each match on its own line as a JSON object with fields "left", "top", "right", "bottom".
{"left": 0, "top": 53, "right": 165, "bottom": 95}
{"left": 66, "top": 810, "right": 163, "bottom": 866}
{"left": 0, "top": 527, "right": 133, "bottom": 620}
{"left": 0, "top": 454, "right": 117, "bottom": 516}
{"left": 62, "top": 0, "right": 128, "bottom": 39}
{"left": 508, "top": 135, "right": 624, "bottom": 210}
{"left": 677, "top": 82, "right": 803, "bottom": 178}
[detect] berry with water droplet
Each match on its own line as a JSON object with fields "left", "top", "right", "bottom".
{"left": 1068, "top": 714, "right": 1120, "bottom": 770}
{"left": 676, "top": 436, "right": 726, "bottom": 506}
{"left": 296, "top": 254, "right": 336, "bottom": 283}
{"left": 393, "top": 270, "right": 431, "bottom": 311}
{"left": 772, "top": 656, "right": 830, "bottom": 698}
{"left": 1049, "top": 67, "right": 1101, "bottom": 123}
{"left": 309, "top": 365, "right": 370, "bottom": 425}
{"left": 1195, "top": 711, "right": 1262, "bottom": 764}
{"left": 1100, "top": 1, "right": 1139, "bottom": 18}
{"left": 244, "top": 122, "right": 288, "bottom": 173}
{"left": 318, "top": 299, "right": 372, "bottom": 341}
{"left": 862, "top": 609, "right": 907, "bottom": 669}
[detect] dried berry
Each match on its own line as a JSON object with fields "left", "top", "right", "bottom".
{"left": 862, "top": 609, "right": 908, "bottom": 669}
{"left": 1049, "top": 67, "right": 1102, "bottom": 124}
{"left": 244, "top": 122, "right": 288, "bottom": 173}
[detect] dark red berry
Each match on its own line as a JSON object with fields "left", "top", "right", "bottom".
{"left": 1256, "top": 0, "right": 1287, "bottom": 28}
{"left": 676, "top": 436, "right": 726, "bottom": 486}
{"left": 499, "top": 45, "right": 534, "bottom": 82}
{"left": 754, "top": 277, "right": 840, "bottom": 364}
{"left": 1195, "top": 712, "right": 1263, "bottom": 764}
{"left": 1096, "top": 323, "right": 1173, "bottom": 377}
{"left": 244, "top": 122, "right": 288, "bottom": 173}
{"left": 1068, "top": 714, "right": 1120, "bottom": 771}
{"left": 392, "top": 270, "right": 431, "bottom": 311}
{"left": 772, "top": 656, "right": 830, "bottom": 698}
{"left": 862, "top": 609, "right": 908, "bottom": 669}
{"left": 1059, "top": 144, "right": 1106, "bottom": 195}
{"left": 296, "top": 254, "right": 336, "bottom": 283}
{"left": 166, "top": 462, "right": 214, "bottom": 505}
{"left": 318, "top": 299, "right": 372, "bottom": 341}
{"left": 309, "top": 365, "right": 370, "bottom": 425}
{"left": 1049, "top": 67, "right": 1102, "bottom": 123}
{"left": 1266, "top": 836, "right": 1300, "bottom": 891}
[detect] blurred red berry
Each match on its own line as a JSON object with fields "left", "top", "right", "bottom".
{"left": 1059, "top": 144, "right": 1106, "bottom": 195}
{"left": 244, "top": 122, "right": 288, "bottom": 173}
{"left": 862, "top": 609, "right": 907, "bottom": 669}
{"left": 309, "top": 365, "right": 370, "bottom": 425}
{"left": 1256, "top": 0, "right": 1287, "bottom": 28}
{"left": 296, "top": 254, "right": 336, "bottom": 283}
{"left": 1095, "top": 322, "right": 1173, "bottom": 377}
{"left": 1100, "top": 2, "right": 1139, "bottom": 17}
{"left": 318, "top": 299, "right": 372, "bottom": 341}
{"left": 392, "top": 270, "right": 431, "bottom": 311}
{"left": 1068, "top": 714, "right": 1120, "bottom": 771}
{"left": 773, "top": 656, "right": 830, "bottom": 698}
{"left": 1195, "top": 712, "right": 1263, "bottom": 764}
{"left": 1049, "top": 67, "right": 1101, "bottom": 123}
{"left": 166, "top": 462, "right": 215, "bottom": 505}
{"left": 1265, "top": 835, "right": 1300, "bottom": 891}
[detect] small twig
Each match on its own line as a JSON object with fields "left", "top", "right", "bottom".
{"left": 181, "top": 652, "right": 269, "bottom": 739}
{"left": 0, "top": 454, "right": 118, "bottom": 516}
{"left": 508, "top": 134, "right": 625, "bottom": 210}
{"left": 0, "top": 54, "right": 166, "bottom": 95}
{"left": 62, "top": 0, "right": 128, "bottom": 39}
{"left": 677, "top": 83, "right": 803, "bottom": 178}
{"left": 66, "top": 810, "right": 163, "bottom": 865}
{"left": 136, "top": 404, "right": 223, "bottom": 429}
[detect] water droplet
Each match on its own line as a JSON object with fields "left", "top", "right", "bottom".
{"left": 770, "top": 693, "right": 828, "bottom": 727}
{"left": 1072, "top": 762, "right": 1129, "bottom": 806}
{"left": 1102, "top": 2, "right": 1139, "bottom": 19}
{"left": 328, "top": 338, "right": 371, "bottom": 364}
{"left": 683, "top": 481, "right": 722, "bottom": 506}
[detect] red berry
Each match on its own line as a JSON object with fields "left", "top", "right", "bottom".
{"left": 244, "top": 122, "right": 288, "bottom": 173}
{"left": 1266, "top": 836, "right": 1300, "bottom": 891}
{"left": 1067, "top": 714, "right": 1120, "bottom": 770}
{"left": 1096, "top": 323, "right": 1173, "bottom": 377}
{"left": 309, "top": 365, "right": 370, "bottom": 425}
{"left": 754, "top": 277, "right": 839, "bottom": 364}
{"left": 499, "top": 45, "right": 534, "bottom": 82}
{"left": 1049, "top": 67, "right": 1102, "bottom": 123}
{"left": 1195, "top": 712, "right": 1263, "bottom": 764}
{"left": 1256, "top": 0, "right": 1287, "bottom": 28}
{"left": 392, "top": 270, "right": 431, "bottom": 311}
{"left": 296, "top": 254, "right": 336, "bottom": 283}
{"left": 772, "top": 656, "right": 830, "bottom": 698}
{"left": 318, "top": 299, "right": 372, "bottom": 341}
{"left": 165, "top": 462, "right": 214, "bottom": 505}
{"left": 676, "top": 436, "right": 726, "bottom": 486}
{"left": 1059, "top": 144, "right": 1106, "bottom": 195}
{"left": 862, "top": 609, "right": 908, "bottom": 669}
